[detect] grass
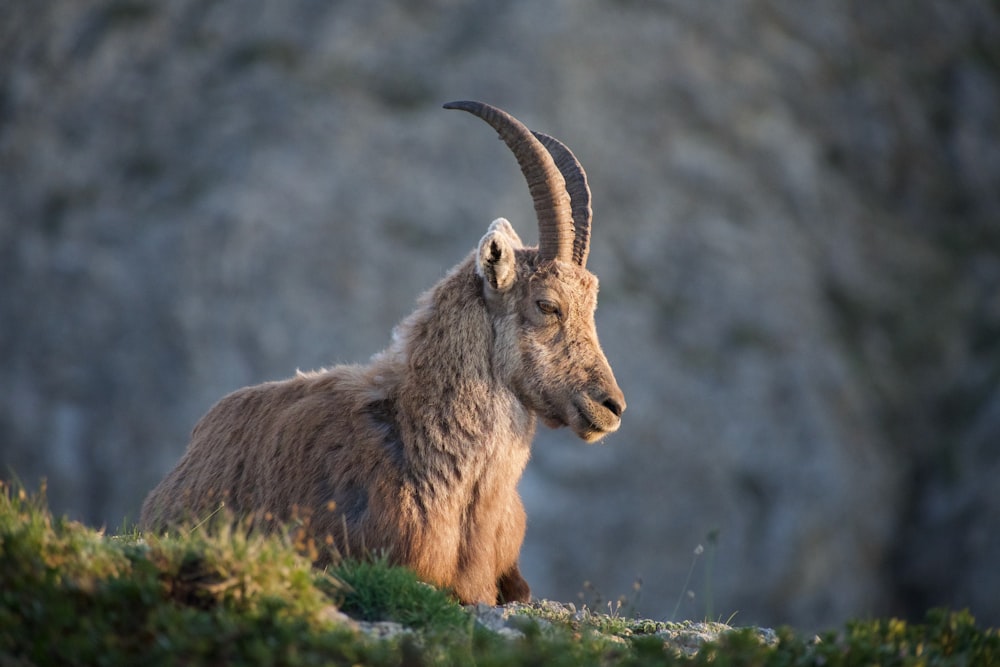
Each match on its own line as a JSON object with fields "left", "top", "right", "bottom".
{"left": 2, "top": 480, "right": 998, "bottom": 666}
{"left": 328, "top": 555, "right": 471, "bottom": 633}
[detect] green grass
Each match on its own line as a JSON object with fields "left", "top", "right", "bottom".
{"left": 328, "top": 555, "right": 471, "bottom": 633}
{"left": 1, "top": 480, "right": 998, "bottom": 666}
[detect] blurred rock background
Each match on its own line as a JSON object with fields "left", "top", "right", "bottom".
{"left": 2, "top": 0, "right": 998, "bottom": 631}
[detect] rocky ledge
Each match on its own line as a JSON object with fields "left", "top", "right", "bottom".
{"left": 469, "top": 600, "right": 777, "bottom": 655}
{"left": 334, "top": 598, "right": 777, "bottom": 656}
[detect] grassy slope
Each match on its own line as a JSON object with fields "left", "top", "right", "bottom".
{"left": 1, "top": 481, "right": 997, "bottom": 666}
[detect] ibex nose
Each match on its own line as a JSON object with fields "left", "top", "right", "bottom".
{"left": 601, "top": 386, "right": 626, "bottom": 419}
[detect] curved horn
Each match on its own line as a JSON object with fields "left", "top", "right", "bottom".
{"left": 532, "top": 131, "right": 591, "bottom": 267}
{"left": 443, "top": 100, "right": 574, "bottom": 263}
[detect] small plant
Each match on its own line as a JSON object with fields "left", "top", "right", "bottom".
{"left": 671, "top": 542, "right": 705, "bottom": 622}
{"left": 577, "top": 575, "right": 643, "bottom": 619}
{"left": 328, "top": 555, "right": 470, "bottom": 633}
{"left": 702, "top": 528, "right": 718, "bottom": 622}
{"left": 670, "top": 529, "right": 723, "bottom": 623}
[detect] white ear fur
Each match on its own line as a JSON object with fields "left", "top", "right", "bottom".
{"left": 487, "top": 217, "right": 523, "bottom": 248}
{"left": 477, "top": 219, "right": 520, "bottom": 291}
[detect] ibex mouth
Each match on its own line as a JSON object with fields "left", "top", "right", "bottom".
{"left": 570, "top": 398, "right": 623, "bottom": 443}
{"left": 539, "top": 396, "right": 624, "bottom": 442}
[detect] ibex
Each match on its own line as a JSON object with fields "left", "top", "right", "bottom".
{"left": 140, "top": 101, "right": 626, "bottom": 605}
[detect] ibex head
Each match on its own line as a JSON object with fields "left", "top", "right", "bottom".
{"left": 445, "top": 101, "right": 625, "bottom": 442}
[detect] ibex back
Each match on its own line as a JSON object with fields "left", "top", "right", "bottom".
{"left": 140, "top": 101, "right": 626, "bottom": 605}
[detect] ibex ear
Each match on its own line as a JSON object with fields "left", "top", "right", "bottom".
{"left": 477, "top": 218, "right": 521, "bottom": 292}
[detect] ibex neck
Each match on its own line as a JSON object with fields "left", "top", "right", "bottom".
{"left": 384, "top": 258, "right": 535, "bottom": 460}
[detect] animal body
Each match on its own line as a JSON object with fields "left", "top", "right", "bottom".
{"left": 140, "top": 101, "right": 625, "bottom": 605}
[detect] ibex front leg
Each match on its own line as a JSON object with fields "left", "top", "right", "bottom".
{"left": 497, "top": 563, "right": 531, "bottom": 603}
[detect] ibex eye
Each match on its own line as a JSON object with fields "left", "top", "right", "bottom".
{"left": 536, "top": 300, "right": 560, "bottom": 317}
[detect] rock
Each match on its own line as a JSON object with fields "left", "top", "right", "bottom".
{"left": 466, "top": 599, "right": 776, "bottom": 656}
{"left": 468, "top": 603, "right": 537, "bottom": 640}
{"left": 1, "top": 0, "right": 998, "bottom": 632}
{"left": 317, "top": 605, "right": 358, "bottom": 630}
{"left": 353, "top": 621, "right": 413, "bottom": 641}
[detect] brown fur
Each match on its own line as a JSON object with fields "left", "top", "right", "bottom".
{"left": 140, "top": 217, "right": 624, "bottom": 605}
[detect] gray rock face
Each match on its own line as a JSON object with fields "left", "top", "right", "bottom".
{"left": 2, "top": 1, "right": 998, "bottom": 631}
